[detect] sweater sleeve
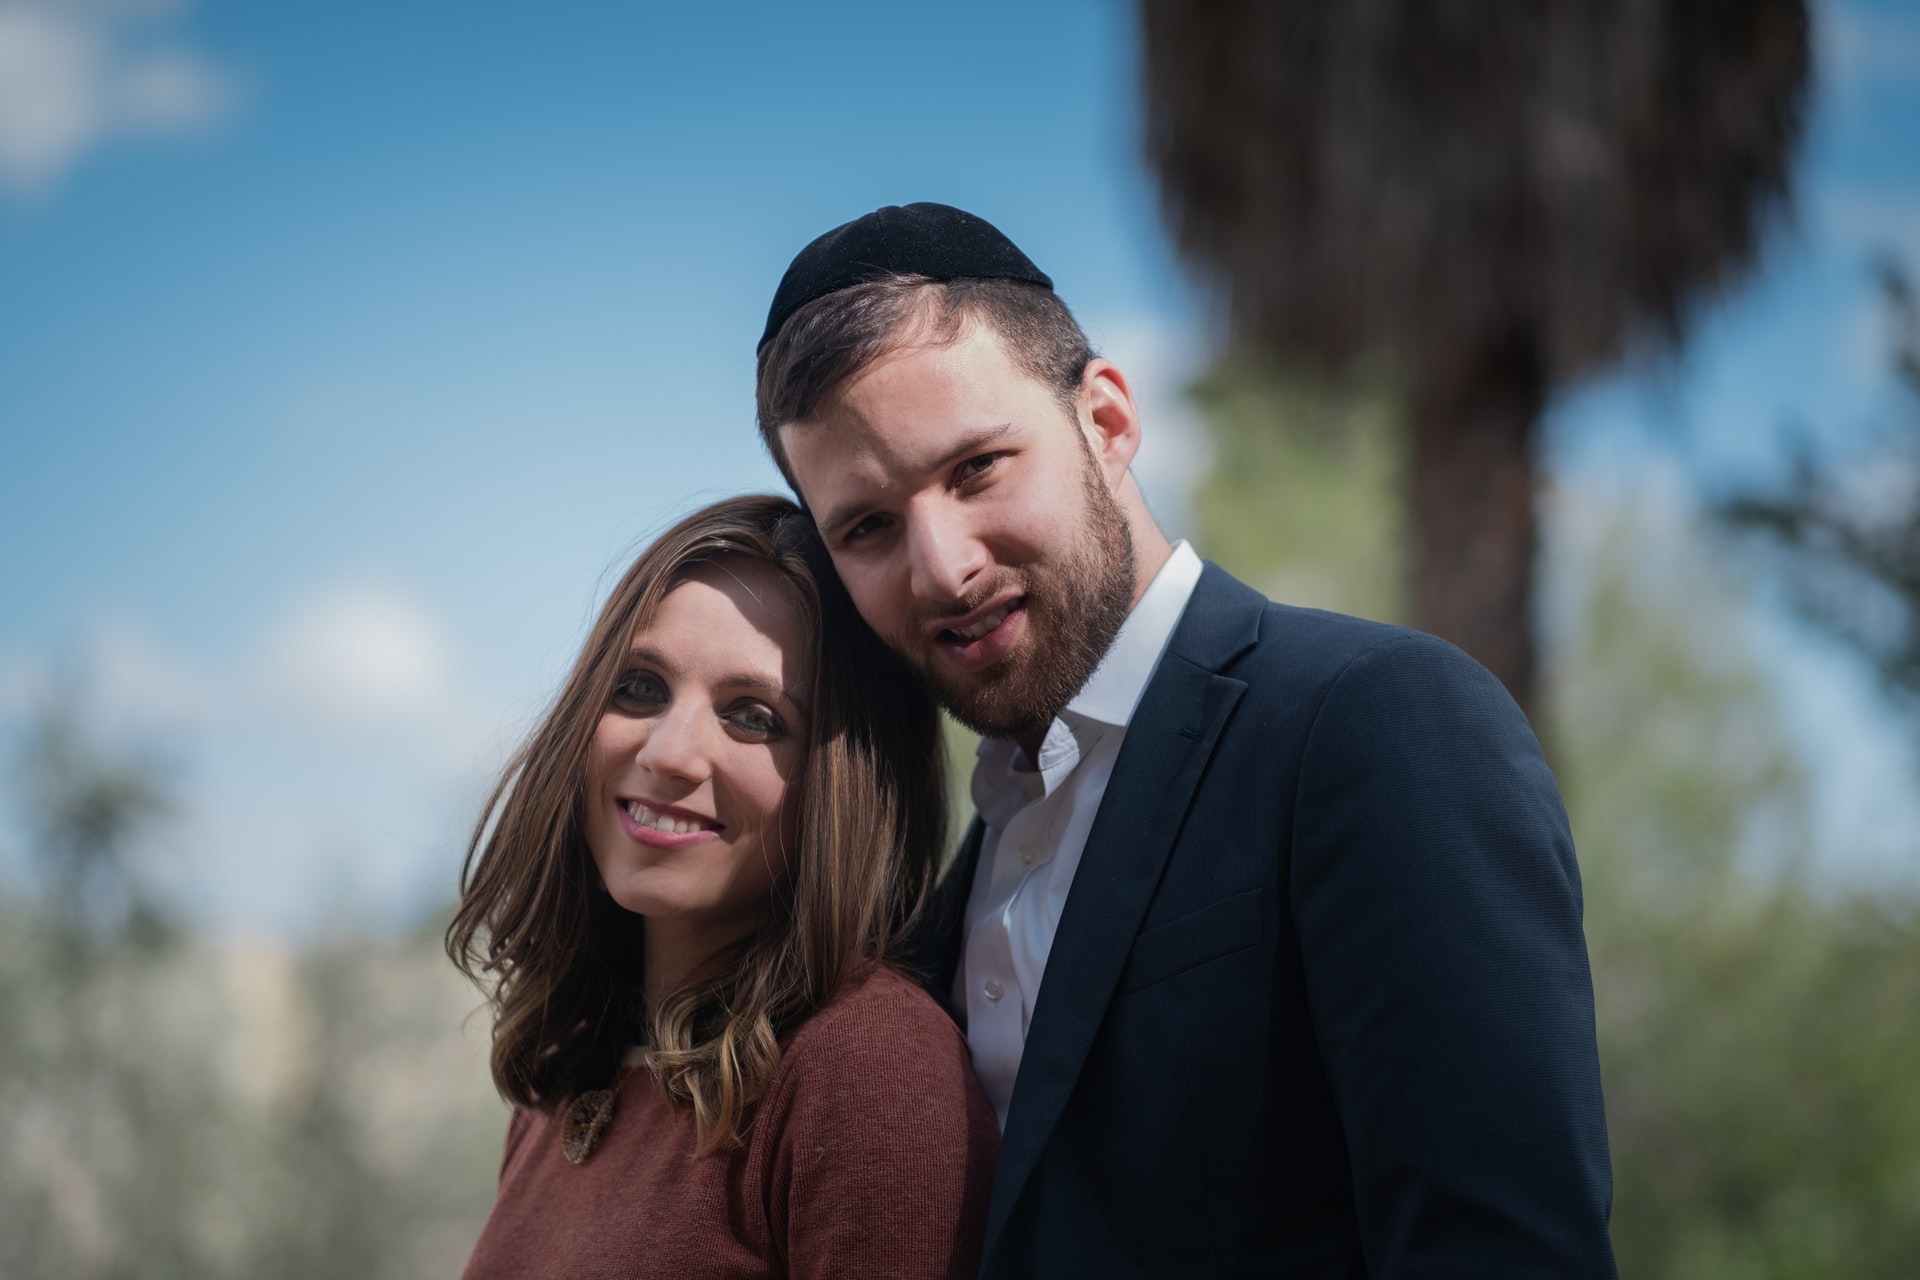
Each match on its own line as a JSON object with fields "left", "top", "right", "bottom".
{"left": 763, "top": 970, "right": 999, "bottom": 1280}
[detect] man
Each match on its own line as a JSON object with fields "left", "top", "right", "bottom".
{"left": 754, "top": 202, "right": 1617, "bottom": 1278}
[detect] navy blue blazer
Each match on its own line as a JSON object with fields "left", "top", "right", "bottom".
{"left": 918, "top": 564, "right": 1616, "bottom": 1278}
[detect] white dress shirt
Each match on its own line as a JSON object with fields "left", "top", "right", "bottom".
{"left": 954, "top": 541, "right": 1204, "bottom": 1128}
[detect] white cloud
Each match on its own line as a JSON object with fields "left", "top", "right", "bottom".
{"left": 255, "top": 583, "right": 453, "bottom": 729}
{"left": 1820, "top": 0, "right": 1920, "bottom": 89}
{"left": 0, "top": 623, "right": 206, "bottom": 737}
{"left": 0, "top": 0, "right": 235, "bottom": 198}
{"left": 0, "top": 580, "right": 519, "bottom": 935}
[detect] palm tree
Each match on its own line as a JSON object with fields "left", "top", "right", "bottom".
{"left": 1139, "top": 0, "right": 1809, "bottom": 719}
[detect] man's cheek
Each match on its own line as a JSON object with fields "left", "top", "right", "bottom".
{"left": 845, "top": 578, "right": 905, "bottom": 640}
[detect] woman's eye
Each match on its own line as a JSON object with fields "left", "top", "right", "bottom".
{"left": 611, "top": 671, "right": 667, "bottom": 710}
{"left": 727, "top": 702, "right": 784, "bottom": 739}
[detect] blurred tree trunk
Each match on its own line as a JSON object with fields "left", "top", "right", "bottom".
{"left": 1139, "top": 0, "right": 1810, "bottom": 723}
{"left": 1410, "top": 332, "right": 1546, "bottom": 711}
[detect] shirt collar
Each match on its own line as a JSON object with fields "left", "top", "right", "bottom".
{"left": 972, "top": 714, "right": 1085, "bottom": 826}
{"left": 1064, "top": 540, "right": 1204, "bottom": 728}
{"left": 970, "top": 540, "right": 1205, "bottom": 819}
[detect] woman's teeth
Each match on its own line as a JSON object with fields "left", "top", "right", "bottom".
{"left": 624, "top": 800, "right": 709, "bottom": 836}
{"left": 949, "top": 605, "right": 1011, "bottom": 643}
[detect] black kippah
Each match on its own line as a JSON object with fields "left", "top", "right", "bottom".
{"left": 759, "top": 202, "right": 1053, "bottom": 352}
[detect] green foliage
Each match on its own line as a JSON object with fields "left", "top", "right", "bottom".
{"left": 1559, "top": 516, "right": 1920, "bottom": 1278}
{"left": 0, "top": 686, "right": 502, "bottom": 1279}
{"left": 941, "top": 712, "right": 981, "bottom": 859}
{"left": 14, "top": 687, "right": 176, "bottom": 952}
{"left": 1185, "top": 361, "right": 1406, "bottom": 624}
{"left": 0, "top": 902, "right": 504, "bottom": 1279}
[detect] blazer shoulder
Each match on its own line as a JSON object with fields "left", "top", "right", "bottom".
{"left": 1189, "top": 562, "right": 1471, "bottom": 686}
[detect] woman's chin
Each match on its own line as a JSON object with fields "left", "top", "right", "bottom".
{"left": 609, "top": 887, "right": 753, "bottom": 936}
{"left": 605, "top": 883, "right": 682, "bottom": 921}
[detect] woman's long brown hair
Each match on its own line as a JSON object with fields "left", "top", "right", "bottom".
{"left": 446, "top": 494, "right": 946, "bottom": 1152}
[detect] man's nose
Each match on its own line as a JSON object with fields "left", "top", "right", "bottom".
{"left": 906, "top": 505, "right": 989, "bottom": 604}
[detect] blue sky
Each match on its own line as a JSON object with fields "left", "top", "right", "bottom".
{"left": 2, "top": 0, "right": 1916, "bottom": 933}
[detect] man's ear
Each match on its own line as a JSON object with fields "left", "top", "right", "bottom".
{"left": 1079, "top": 359, "right": 1143, "bottom": 488}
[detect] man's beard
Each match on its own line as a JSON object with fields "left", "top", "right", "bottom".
{"left": 901, "top": 453, "right": 1136, "bottom": 742}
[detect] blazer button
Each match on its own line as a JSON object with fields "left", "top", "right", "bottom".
{"left": 983, "top": 979, "right": 1005, "bottom": 1001}
{"left": 1018, "top": 844, "right": 1036, "bottom": 864}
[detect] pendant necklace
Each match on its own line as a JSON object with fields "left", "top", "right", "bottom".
{"left": 560, "top": 1046, "right": 646, "bottom": 1165}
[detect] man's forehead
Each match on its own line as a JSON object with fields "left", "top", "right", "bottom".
{"left": 806, "top": 412, "right": 1017, "bottom": 463}
{"left": 789, "top": 417, "right": 1022, "bottom": 534}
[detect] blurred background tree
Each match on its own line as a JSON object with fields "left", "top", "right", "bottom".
{"left": 16, "top": 685, "right": 176, "bottom": 955}
{"left": 1180, "top": 368, "right": 1920, "bottom": 1277}
{"left": 1720, "top": 260, "right": 1920, "bottom": 724}
{"left": 0, "top": 683, "right": 500, "bottom": 1279}
{"left": 1139, "top": 0, "right": 1810, "bottom": 721}
{"left": 2, "top": 2, "right": 1915, "bottom": 1274}
{"left": 1561, "top": 517, "right": 1920, "bottom": 1280}
{"left": 1140, "top": 4, "right": 1920, "bottom": 1267}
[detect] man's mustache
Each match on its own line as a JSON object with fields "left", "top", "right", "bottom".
{"left": 909, "top": 572, "right": 1032, "bottom": 636}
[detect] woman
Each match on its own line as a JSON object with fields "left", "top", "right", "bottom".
{"left": 450, "top": 495, "right": 996, "bottom": 1279}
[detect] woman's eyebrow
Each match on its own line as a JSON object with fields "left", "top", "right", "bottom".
{"left": 727, "top": 672, "right": 810, "bottom": 717}
{"left": 627, "top": 644, "right": 676, "bottom": 673}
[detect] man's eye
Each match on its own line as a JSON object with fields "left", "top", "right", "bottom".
{"left": 955, "top": 452, "right": 1004, "bottom": 484}
{"left": 727, "top": 702, "right": 784, "bottom": 739}
{"left": 844, "top": 513, "right": 889, "bottom": 544}
{"left": 611, "top": 671, "right": 667, "bottom": 710}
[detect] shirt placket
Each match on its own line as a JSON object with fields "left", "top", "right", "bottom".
{"left": 963, "top": 732, "right": 1077, "bottom": 1124}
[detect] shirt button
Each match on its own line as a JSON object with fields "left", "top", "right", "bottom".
{"left": 983, "top": 979, "right": 1005, "bottom": 1001}
{"left": 1018, "top": 844, "right": 1036, "bottom": 864}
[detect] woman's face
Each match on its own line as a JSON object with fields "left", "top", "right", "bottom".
{"left": 584, "top": 560, "right": 810, "bottom": 941}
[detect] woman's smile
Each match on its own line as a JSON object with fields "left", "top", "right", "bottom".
{"left": 614, "top": 796, "right": 722, "bottom": 847}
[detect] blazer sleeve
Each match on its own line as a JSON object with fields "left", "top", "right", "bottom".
{"left": 1290, "top": 632, "right": 1617, "bottom": 1277}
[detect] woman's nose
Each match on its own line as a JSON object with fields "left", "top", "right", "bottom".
{"left": 634, "top": 705, "right": 713, "bottom": 783}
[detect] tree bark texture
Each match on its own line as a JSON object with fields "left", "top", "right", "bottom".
{"left": 1409, "top": 332, "right": 1545, "bottom": 723}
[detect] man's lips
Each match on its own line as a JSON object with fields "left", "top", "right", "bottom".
{"left": 927, "top": 595, "right": 1027, "bottom": 673}
{"left": 926, "top": 592, "right": 1024, "bottom": 643}
{"left": 615, "top": 797, "right": 721, "bottom": 849}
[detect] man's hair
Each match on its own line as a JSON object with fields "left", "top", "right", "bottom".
{"left": 755, "top": 275, "right": 1095, "bottom": 495}
{"left": 447, "top": 494, "right": 946, "bottom": 1153}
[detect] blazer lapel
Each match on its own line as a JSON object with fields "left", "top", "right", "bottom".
{"left": 982, "top": 565, "right": 1263, "bottom": 1256}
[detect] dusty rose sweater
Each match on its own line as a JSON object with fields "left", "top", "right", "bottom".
{"left": 462, "top": 966, "right": 998, "bottom": 1280}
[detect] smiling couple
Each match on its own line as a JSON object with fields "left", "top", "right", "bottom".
{"left": 452, "top": 204, "right": 1620, "bottom": 1279}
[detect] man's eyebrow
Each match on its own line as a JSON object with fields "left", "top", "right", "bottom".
{"left": 816, "top": 422, "right": 1017, "bottom": 538}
